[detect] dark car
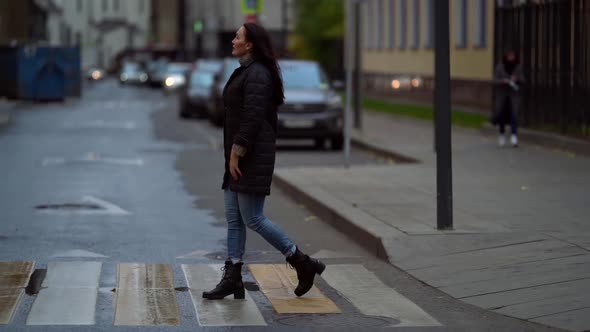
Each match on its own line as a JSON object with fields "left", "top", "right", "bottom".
{"left": 278, "top": 60, "right": 344, "bottom": 150}
{"left": 179, "top": 69, "right": 216, "bottom": 119}
{"left": 208, "top": 58, "right": 240, "bottom": 126}
{"left": 119, "top": 61, "right": 148, "bottom": 85}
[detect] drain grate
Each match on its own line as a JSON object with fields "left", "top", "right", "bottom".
{"left": 25, "top": 269, "right": 47, "bottom": 295}
{"left": 35, "top": 203, "right": 103, "bottom": 211}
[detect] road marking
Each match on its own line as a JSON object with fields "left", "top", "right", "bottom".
{"left": 36, "top": 196, "right": 130, "bottom": 216}
{"left": 50, "top": 249, "right": 108, "bottom": 258}
{"left": 27, "top": 262, "right": 101, "bottom": 325}
{"left": 322, "top": 264, "right": 440, "bottom": 327}
{"left": 182, "top": 264, "right": 266, "bottom": 326}
{"left": 114, "top": 263, "right": 180, "bottom": 326}
{"left": 248, "top": 264, "right": 340, "bottom": 314}
{"left": 63, "top": 120, "right": 136, "bottom": 129}
{"left": 42, "top": 154, "right": 144, "bottom": 166}
{"left": 0, "top": 261, "right": 34, "bottom": 324}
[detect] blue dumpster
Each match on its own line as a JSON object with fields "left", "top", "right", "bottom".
{"left": 0, "top": 45, "right": 80, "bottom": 101}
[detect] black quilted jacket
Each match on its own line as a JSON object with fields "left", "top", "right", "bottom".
{"left": 221, "top": 58, "right": 278, "bottom": 195}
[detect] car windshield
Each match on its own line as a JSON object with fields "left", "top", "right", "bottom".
{"left": 190, "top": 71, "right": 214, "bottom": 87}
{"left": 198, "top": 61, "right": 222, "bottom": 72}
{"left": 167, "top": 64, "right": 190, "bottom": 74}
{"left": 280, "top": 62, "right": 329, "bottom": 90}
{"left": 123, "top": 62, "right": 141, "bottom": 72}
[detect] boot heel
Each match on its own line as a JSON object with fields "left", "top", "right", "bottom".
{"left": 316, "top": 261, "right": 326, "bottom": 275}
{"left": 233, "top": 287, "right": 245, "bottom": 299}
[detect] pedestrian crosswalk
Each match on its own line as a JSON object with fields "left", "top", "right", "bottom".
{"left": 0, "top": 261, "right": 441, "bottom": 328}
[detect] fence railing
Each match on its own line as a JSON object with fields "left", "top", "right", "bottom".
{"left": 495, "top": 0, "right": 590, "bottom": 138}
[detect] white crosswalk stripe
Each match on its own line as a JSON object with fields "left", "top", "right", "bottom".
{"left": 0, "top": 261, "right": 441, "bottom": 328}
{"left": 26, "top": 262, "right": 102, "bottom": 325}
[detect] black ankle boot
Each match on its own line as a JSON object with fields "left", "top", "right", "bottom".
{"left": 286, "top": 247, "right": 326, "bottom": 297}
{"left": 202, "top": 260, "right": 245, "bottom": 300}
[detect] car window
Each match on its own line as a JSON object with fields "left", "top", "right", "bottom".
{"left": 190, "top": 71, "right": 214, "bottom": 87}
{"left": 222, "top": 60, "right": 241, "bottom": 82}
{"left": 123, "top": 62, "right": 140, "bottom": 71}
{"left": 199, "top": 61, "right": 222, "bottom": 72}
{"left": 280, "top": 62, "right": 329, "bottom": 90}
{"left": 167, "top": 64, "right": 190, "bottom": 74}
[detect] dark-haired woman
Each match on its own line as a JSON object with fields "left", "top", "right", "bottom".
{"left": 202, "top": 23, "right": 325, "bottom": 300}
{"left": 493, "top": 50, "right": 525, "bottom": 147}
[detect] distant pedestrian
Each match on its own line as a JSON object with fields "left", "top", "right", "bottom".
{"left": 202, "top": 23, "right": 325, "bottom": 300}
{"left": 492, "top": 50, "right": 525, "bottom": 147}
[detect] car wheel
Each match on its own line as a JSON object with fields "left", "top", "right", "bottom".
{"left": 331, "top": 136, "right": 344, "bottom": 150}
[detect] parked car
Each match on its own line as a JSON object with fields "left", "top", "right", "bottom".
{"left": 194, "top": 58, "right": 223, "bottom": 73}
{"left": 163, "top": 62, "right": 193, "bottom": 93}
{"left": 208, "top": 58, "right": 240, "bottom": 126}
{"left": 277, "top": 59, "right": 344, "bottom": 150}
{"left": 146, "top": 58, "right": 169, "bottom": 87}
{"left": 119, "top": 61, "right": 148, "bottom": 85}
{"left": 179, "top": 69, "right": 216, "bottom": 119}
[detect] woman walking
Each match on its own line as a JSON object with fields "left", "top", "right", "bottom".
{"left": 202, "top": 23, "right": 325, "bottom": 300}
{"left": 492, "top": 50, "right": 525, "bottom": 147}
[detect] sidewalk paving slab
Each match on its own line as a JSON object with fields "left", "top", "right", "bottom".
{"left": 274, "top": 110, "right": 590, "bottom": 332}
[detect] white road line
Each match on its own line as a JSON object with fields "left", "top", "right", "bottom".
{"left": 182, "top": 264, "right": 267, "bottom": 326}
{"left": 27, "top": 262, "right": 102, "bottom": 325}
{"left": 322, "top": 264, "right": 440, "bottom": 327}
{"left": 50, "top": 250, "right": 108, "bottom": 258}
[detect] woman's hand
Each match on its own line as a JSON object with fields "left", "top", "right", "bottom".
{"left": 229, "top": 150, "right": 242, "bottom": 181}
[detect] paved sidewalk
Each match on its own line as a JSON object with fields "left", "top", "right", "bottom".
{"left": 274, "top": 111, "right": 590, "bottom": 332}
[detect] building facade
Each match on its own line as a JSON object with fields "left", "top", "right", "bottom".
{"left": 358, "top": 0, "right": 495, "bottom": 109}
{"left": 184, "top": 0, "right": 296, "bottom": 58}
{"left": 46, "top": 0, "right": 151, "bottom": 70}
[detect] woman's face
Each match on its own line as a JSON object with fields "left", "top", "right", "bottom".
{"left": 232, "top": 26, "right": 252, "bottom": 57}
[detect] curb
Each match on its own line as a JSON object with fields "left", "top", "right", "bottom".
{"left": 351, "top": 136, "right": 419, "bottom": 163}
{"left": 273, "top": 171, "right": 391, "bottom": 261}
{"left": 481, "top": 123, "right": 590, "bottom": 157}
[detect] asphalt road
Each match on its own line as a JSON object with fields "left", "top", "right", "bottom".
{"left": 0, "top": 79, "right": 561, "bottom": 331}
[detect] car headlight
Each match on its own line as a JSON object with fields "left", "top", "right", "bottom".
{"left": 140, "top": 73, "right": 148, "bottom": 82}
{"left": 165, "top": 75, "right": 185, "bottom": 87}
{"left": 120, "top": 73, "right": 128, "bottom": 81}
{"left": 91, "top": 70, "right": 103, "bottom": 80}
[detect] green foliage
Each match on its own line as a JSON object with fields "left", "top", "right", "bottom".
{"left": 292, "top": 0, "right": 344, "bottom": 75}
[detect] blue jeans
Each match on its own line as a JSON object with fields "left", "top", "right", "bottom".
{"left": 224, "top": 190, "right": 296, "bottom": 260}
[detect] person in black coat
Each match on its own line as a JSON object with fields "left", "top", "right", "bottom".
{"left": 203, "top": 23, "right": 326, "bottom": 300}
{"left": 492, "top": 50, "right": 525, "bottom": 147}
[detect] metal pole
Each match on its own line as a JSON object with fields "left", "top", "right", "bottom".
{"left": 344, "top": 0, "right": 354, "bottom": 167}
{"left": 434, "top": 0, "right": 453, "bottom": 230}
{"left": 353, "top": 0, "right": 362, "bottom": 129}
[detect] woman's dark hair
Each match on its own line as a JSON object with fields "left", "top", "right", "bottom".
{"left": 502, "top": 50, "right": 519, "bottom": 74}
{"left": 242, "top": 22, "right": 284, "bottom": 106}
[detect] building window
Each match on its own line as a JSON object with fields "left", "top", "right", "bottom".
{"left": 398, "top": 0, "right": 407, "bottom": 49}
{"left": 388, "top": 0, "right": 395, "bottom": 49}
{"left": 472, "top": 0, "right": 487, "bottom": 48}
{"left": 424, "top": 0, "right": 434, "bottom": 49}
{"left": 365, "top": 1, "right": 372, "bottom": 49}
{"left": 113, "top": 0, "right": 119, "bottom": 11}
{"left": 376, "top": 0, "right": 384, "bottom": 49}
{"left": 102, "top": 0, "right": 108, "bottom": 12}
{"left": 77, "top": 0, "right": 82, "bottom": 12}
{"left": 411, "top": 0, "right": 420, "bottom": 49}
{"left": 455, "top": 0, "right": 467, "bottom": 48}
